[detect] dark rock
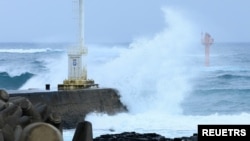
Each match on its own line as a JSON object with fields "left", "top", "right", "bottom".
{"left": 93, "top": 132, "right": 199, "bottom": 141}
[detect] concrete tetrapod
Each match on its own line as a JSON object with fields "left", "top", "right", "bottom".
{"left": 18, "top": 122, "right": 63, "bottom": 141}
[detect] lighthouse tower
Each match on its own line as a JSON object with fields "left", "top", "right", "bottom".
{"left": 58, "top": 0, "right": 98, "bottom": 90}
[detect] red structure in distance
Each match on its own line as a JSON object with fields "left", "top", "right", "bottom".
{"left": 202, "top": 32, "right": 214, "bottom": 66}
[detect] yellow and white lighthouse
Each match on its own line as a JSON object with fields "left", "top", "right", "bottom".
{"left": 58, "top": 0, "right": 98, "bottom": 90}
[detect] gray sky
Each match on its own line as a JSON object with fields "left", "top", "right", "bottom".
{"left": 0, "top": 0, "right": 249, "bottom": 43}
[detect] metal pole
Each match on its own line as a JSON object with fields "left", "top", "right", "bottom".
{"left": 79, "top": 0, "right": 84, "bottom": 50}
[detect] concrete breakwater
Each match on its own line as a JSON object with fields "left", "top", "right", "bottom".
{"left": 8, "top": 88, "right": 128, "bottom": 129}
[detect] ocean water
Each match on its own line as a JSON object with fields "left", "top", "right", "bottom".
{"left": 1, "top": 8, "right": 250, "bottom": 140}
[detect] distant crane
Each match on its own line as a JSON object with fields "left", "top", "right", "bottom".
{"left": 58, "top": 0, "right": 98, "bottom": 90}
{"left": 202, "top": 32, "right": 214, "bottom": 66}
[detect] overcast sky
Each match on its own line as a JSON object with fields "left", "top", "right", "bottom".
{"left": 0, "top": 0, "right": 249, "bottom": 43}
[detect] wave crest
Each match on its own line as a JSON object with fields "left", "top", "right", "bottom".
{"left": 0, "top": 48, "right": 63, "bottom": 53}
{"left": 0, "top": 72, "right": 34, "bottom": 90}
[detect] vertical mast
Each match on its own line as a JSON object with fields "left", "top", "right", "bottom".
{"left": 79, "top": 0, "right": 87, "bottom": 80}
{"left": 79, "top": 0, "right": 87, "bottom": 55}
{"left": 79, "top": 0, "right": 83, "bottom": 50}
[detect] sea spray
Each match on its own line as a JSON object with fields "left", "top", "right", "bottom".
{"left": 85, "top": 6, "right": 199, "bottom": 137}
{"left": 89, "top": 6, "right": 197, "bottom": 114}
{"left": 19, "top": 52, "right": 68, "bottom": 90}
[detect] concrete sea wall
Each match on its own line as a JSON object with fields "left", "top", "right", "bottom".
{"left": 9, "top": 88, "right": 128, "bottom": 129}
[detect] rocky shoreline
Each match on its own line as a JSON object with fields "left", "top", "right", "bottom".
{"left": 93, "top": 132, "right": 198, "bottom": 141}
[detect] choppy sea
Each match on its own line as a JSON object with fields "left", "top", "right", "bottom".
{"left": 1, "top": 41, "right": 250, "bottom": 140}
{"left": 1, "top": 8, "right": 250, "bottom": 141}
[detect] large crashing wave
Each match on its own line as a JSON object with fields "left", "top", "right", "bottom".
{"left": 89, "top": 7, "right": 198, "bottom": 114}
{"left": 83, "top": 7, "right": 201, "bottom": 137}
{"left": 83, "top": 7, "right": 250, "bottom": 138}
